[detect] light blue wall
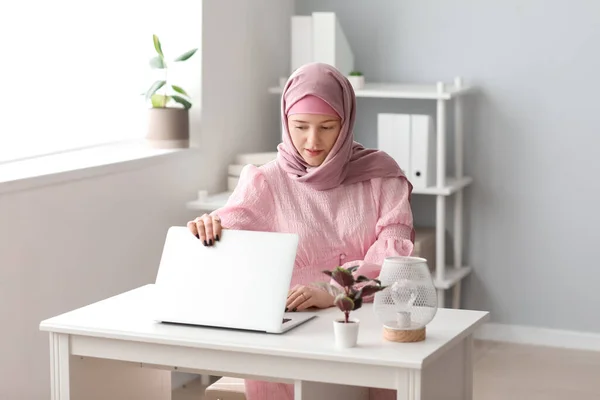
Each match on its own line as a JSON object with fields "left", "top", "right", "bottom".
{"left": 297, "top": 0, "right": 600, "bottom": 332}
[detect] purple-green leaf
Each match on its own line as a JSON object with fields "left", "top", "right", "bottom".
{"left": 334, "top": 294, "right": 354, "bottom": 312}
{"left": 346, "top": 265, "right": 360, "bottom": 274}
{"left": 355, "top": 275, "right": 371, "bottom": 283}
{"left": 322, "top": 270, "right": 333, "bottom": 278}
{"left": 353, "top": 297, "right": 363, "bottom": 311}
{"left": 360, "top": 285, "right": 387, "bottom": 298}
{"left": 331, "top": 267, "right": 355, "bottom": 287}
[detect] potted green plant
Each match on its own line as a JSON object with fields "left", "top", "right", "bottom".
{"left": 145, "top": 34, "right": 197, "bottom": 148}
{"left": 316, "top": 266, "right": 387, "bottom": 348}
{"left": 347, "top": 71, "right": 365, "bottom": 90}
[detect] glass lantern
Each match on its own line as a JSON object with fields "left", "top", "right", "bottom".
{"left": 373, "top": 256, "right": 438, "bottom": 342}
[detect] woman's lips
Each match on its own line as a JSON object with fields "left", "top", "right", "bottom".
{"left": 305, "top": 149, "right": 323, "bottom": 157}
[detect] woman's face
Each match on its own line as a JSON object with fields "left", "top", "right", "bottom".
{"left": 287, "top": 113, "right": 342, "bottom": 167}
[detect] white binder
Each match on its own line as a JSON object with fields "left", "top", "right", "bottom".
{"left": 311, "top": 12, "right": 354, "bottom": 76}
{"left": 410, "top": 114, "right": 437, "bottom": 189}
{"left": 376, "top": 113, "right": 437, "bottom": 189}
{"left": 290, "top": 12, "right": 354, "bottom": 76}
{"left": 377, "top": 113, "right": 411, "bottom": 176}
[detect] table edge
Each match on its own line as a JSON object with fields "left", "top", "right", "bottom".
{"left": 421, "top": 310, "right": 491, "bottom": 368}
{"left": 39, "top": 310, "right": 489, "bottom": 371}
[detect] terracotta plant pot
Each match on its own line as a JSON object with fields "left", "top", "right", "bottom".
{"left": 146, "top": 107, "right": 189, "bottom": 149}
{"left": 333, "top": 318, "right": 360, "bottom": 348}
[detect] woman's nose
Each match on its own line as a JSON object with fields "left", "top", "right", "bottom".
{"left": 306, "top": 129, "right": 320, "bottom": 146}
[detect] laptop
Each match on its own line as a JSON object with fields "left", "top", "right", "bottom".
{"left": 152, "top": 226, "right": 317, "bottom": 333}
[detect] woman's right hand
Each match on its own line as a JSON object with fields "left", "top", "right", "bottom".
{"left": 187, "top": 214, "right": 222, "bottom": 246}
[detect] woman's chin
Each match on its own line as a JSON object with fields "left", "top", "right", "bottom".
{"left": 302, "top": 151, "right": 327, "bottom": 167}
{"left": 304, "top": 158, "right": 325, "bottom": 167}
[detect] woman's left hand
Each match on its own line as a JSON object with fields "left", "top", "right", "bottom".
{"left": 286, "top": 285, "right": 335, "bottom": 311}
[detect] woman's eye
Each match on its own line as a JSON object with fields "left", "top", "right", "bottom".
{"left": 321, "top": 126, "right": 335, "bottom": 130}
{"left": 295, "top": 126, "right": 307, "bottom": 130}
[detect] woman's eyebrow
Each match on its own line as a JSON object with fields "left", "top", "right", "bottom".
{"left": 291, "top": 119, "right": 338, "bottom": 123}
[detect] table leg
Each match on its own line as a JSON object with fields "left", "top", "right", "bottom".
{"left": 49, "top": 332, "right": 70, "bottom": 400}
{"left": 417, "top": 333, "right": 474, "bottom": 400}
{"left": 294, "top": 381, "right": 368, "bottom": 400}
{"left": 463, "top": 334, "right": 473, "bottom": 400}
{"left": 396, "top": 370, "right": 421, "bottom": 400}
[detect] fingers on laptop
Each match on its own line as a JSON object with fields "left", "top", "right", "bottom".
{"left": 204, "top": 214, "right": 222, "bottom": 244}
{"left": 212, "top": 215, "right": 222, "bottom": 242}
{"left": 187, "top": 220, "right": 200, "bottom": 239}
{"left": 287, "top": 284, "right": 300, "bottom": 298}
{"left": 204, "top": 215, "right": 215, "bottom": 245}
{"left": 187, "top": 214, "right": 222, "bottom": 246}
{"left": 196, "top": 218, "right": 207, "bottom": 244}
{"left": 286, "top": 287, "right": 311, "bottom": 312}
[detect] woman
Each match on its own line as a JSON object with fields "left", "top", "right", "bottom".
{"left": 187, "top": 62, "right": 414, "bottom": 400}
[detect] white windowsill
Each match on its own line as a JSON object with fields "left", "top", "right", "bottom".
{"left": 0, "top": 140, "right": 197, "bottom": 194}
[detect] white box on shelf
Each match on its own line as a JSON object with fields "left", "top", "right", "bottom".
{"left": 234, "top": 152, "right": 277, "bottom": 165}
{"left": 311, "top": 12, "right": 354, "bottom": 76}
{"left": 377, "top": 113, "right": 411, "bottom": 175}
{"left": 227, "top": 176, "right": 239, "bottom": 192}
{"left": 413, "top": 227, "right": 436, "bottom": 272}
{"left": 291, "top": 16, "right": 313, "bottom": 73}
{"left": 227, "top": 164, "right": 245, "bottom": 176}
{"left": 410, "top": 114, "right": 437, "bottom": 189}
{"left": 289, "top": 12, "right": 355, "bottom": 76}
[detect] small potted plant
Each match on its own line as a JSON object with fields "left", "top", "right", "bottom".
{"left": 347, "top": 71, "right": 365, "bottom": 90}
{"left": 145, "top": 34, "right": 198, "bottom": 148}
{"left": 316, "top": 265, "right": 387, "bottom": 348}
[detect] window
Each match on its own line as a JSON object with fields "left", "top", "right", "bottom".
{"left": 0, "top": 1, "right": 201, "bottom": 164}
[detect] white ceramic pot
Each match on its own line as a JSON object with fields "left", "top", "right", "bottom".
{"left": 347, "top": 75, "right": 365, "bottom": 90}
{"left": 333, "top": 318, "right": 360, "bottom": 348}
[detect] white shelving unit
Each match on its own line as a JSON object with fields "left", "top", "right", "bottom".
{"left": 187, "top": 78, "right": 473, "bottom": 309}
{"left": 187, "top": 176, "right": 472, "bottom": 209}
{"left": 268, "top": 82, "right": 473, "bottom": 100}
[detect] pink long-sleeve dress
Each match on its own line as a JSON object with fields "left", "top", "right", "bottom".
{"left": 212, "top": 160, "right": 414, "bottom": 400}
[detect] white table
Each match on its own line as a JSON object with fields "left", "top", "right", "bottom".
{"left": 39, "top": 284, "right": 488, "bottom": 400}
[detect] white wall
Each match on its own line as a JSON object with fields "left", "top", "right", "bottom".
{"left": 0, "top": 155, "right": 203, "bottom": 399}
{"left": 0, "top": 0, "right": 294, "bottom": 398}
{"left": 199, "top": 0, "right": 294, "bottom": 193}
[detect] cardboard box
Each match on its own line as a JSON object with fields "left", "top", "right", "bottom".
{"left": 413, "top": 227, "right": 436, "bottom": 271}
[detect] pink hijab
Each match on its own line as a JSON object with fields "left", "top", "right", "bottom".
{"left": 277, "top": 62, "right": 409, "bottom": 191}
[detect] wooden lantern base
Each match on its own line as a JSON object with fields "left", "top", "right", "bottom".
{"left": 383, "top": 326, "right": 426, "bottom": 343}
